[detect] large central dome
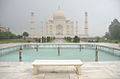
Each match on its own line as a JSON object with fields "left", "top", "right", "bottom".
{"left": 53, "top": 8, "right": 66, "bottom": 20}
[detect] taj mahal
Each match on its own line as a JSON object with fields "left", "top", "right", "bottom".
{"left": 30, "top": 7, "right": 88, "bottom": 38}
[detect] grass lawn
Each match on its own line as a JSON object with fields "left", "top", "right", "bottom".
{"left": 0, "top": 39, "right": 55, "bottom": 44}
{"left": 81, "top": 39, "right": 120, "bottom": 43}
{"left": 0, "top": 39, "right": 28, "bottom": 44}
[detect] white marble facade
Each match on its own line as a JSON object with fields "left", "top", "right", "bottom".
{"left": 31, "top": 7, "right": 88, "bottom": 38}
{"left": 44, "top": 8, "right": 74, "bottom": 38}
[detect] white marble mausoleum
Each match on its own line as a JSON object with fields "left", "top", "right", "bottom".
{"left": 30, "top": 7, "right": 88, "bottom": 38}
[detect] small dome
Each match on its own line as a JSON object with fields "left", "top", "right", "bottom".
{"left": 53, "top": 8, "right": 66, "bottom": 20}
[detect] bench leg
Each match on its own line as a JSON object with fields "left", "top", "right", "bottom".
{"left": 33, "top": 65, "right": 39, "bottom": 75}
{"left": 76, "top": 65, "right": 82, "bottom": 75}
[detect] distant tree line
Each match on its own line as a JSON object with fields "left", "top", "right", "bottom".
{"left": 0, "top": 30, "right": 56, "bottom": 43}
{"left": 42, "top": 37, "right": 55, "bottom": 43}
{"left": 64, "top": 36, "right": 80, "bottom": 43}
{"left": 104, "top": 19, "right": 120, "bottom": 40}
{"left": 0, "top": 31, "right": 29, "bottom": 40}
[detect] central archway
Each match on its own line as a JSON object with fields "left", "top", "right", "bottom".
{"left": 56, "top": 25, "right": 63, "bottom": 35}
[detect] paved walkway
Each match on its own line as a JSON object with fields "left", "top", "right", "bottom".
{"left": 52, "top": 39, "right": 67, "bottom": 43}
{"left": 89, "top": 42, "right": 120, "bottom": 49}
{"left": 0, "top": 43, "right": 24, "bottom": 49}
{"left": 0, "top": 61, "right": 120, "bottom": 79}
{"left": 0, "top": 40, "right": 119, "bottom": 49}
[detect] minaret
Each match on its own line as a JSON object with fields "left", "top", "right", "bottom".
{"left": 84, "top": 12, "right": 88, "bottom": 37}
{"left": 41, "top": 21, "right": 43, "bottom": 37}
{"left": 30, "top": 12, "right": 35, "bottom": 38}
{"left": 45, "top": 22, "right": 48, "bottom": 37}
{"left": 76, "top": 21, "right": 78, "bottom": 36}
{"left": 58, "top": 5, "right": 60, "bottom": 9}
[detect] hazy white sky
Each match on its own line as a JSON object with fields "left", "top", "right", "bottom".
{"left": 0, "top": 0, "right": 120, "bottom": 37}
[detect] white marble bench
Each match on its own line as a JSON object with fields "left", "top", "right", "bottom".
{"left": 32, "top": 60, "right": 83, "bottom": 75}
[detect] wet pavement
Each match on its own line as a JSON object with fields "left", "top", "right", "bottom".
{"left": 0, "top": 61, "right": 120, "bottom": 79}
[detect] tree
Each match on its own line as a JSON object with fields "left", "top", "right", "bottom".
{"left": 96, "top": 36, "right": 100, "bottom": 42}
{"left": 17, "top": 35, "right": 23, "bottom": 39}
{"left": 67, "top": 37, "right": 72, "bottom": 41}
{"left": 23, "top": 32, "right": 29, "bottom": 40}
{"left": 104, "top": 32, "right": 111, "bottom": 40}
{"left": 0, "top": 31, "right": 6, "bottom": 39}
{"left": 109, "top": 19, "right": 120, "bottom": 40}
{"left": 42, "top": 37, "right": 46, "bottom": 43}
{"left": 73, "top": 36, "right": 80, "bottom": 43}
{"left": 8, "top": 33, "right": 16, "bottom": 39}
{"left": 0, "top": 31, "right": 17, "bottom": 39}
{"left": 47, "top": 37, "right": 51, "bottom": 42}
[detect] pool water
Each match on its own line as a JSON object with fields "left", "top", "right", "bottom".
{"left": 0, "top": 48, "right": 120, "bottom": 62}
